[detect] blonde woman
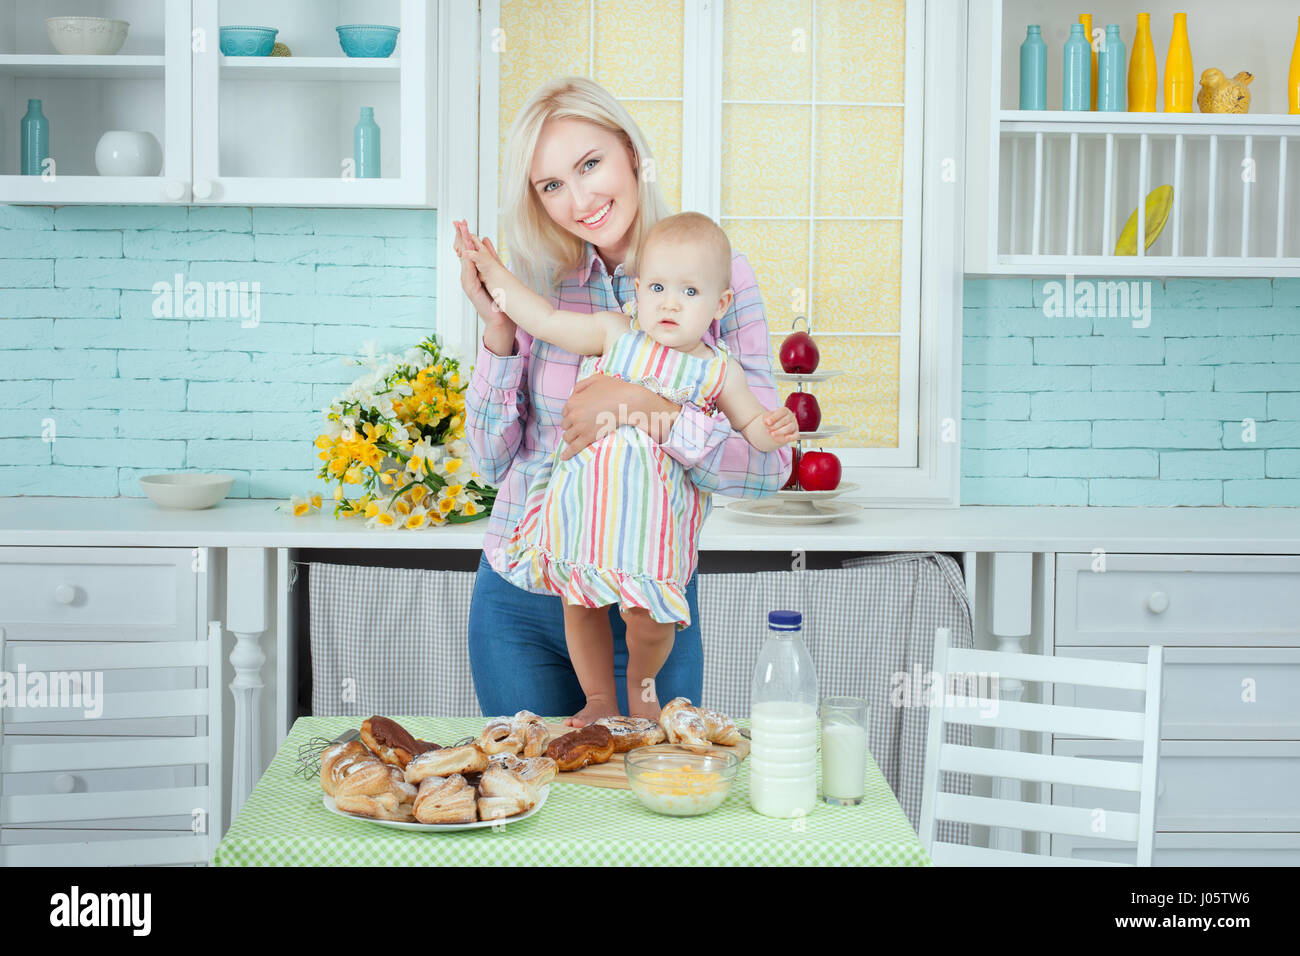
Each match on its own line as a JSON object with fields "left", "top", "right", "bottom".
{"left": 461, "top": 76, "right": 791, "bottom": 724}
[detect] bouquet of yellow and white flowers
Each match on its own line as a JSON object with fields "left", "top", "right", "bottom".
{"left": 292, "top": 336, "right": 496, "bottom": 529}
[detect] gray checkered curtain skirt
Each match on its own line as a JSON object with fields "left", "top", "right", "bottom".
{"left": 309, "top": 552, "right": 971, "bottom": 844}
{"left": 309, "top": 563, "right": 481, "bottom": 718}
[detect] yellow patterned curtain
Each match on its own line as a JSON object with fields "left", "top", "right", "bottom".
{"left": 496, "top": 0, "right": 908, "bottom": 451}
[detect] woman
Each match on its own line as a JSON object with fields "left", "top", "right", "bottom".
{"left": 461, "top": 76, "right": 790, "bottom": 719}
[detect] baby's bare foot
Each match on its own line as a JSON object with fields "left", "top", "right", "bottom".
{"left": 628, "top": 697, "right": 662, "bottom": 723}
{"left": 564, "top": 696, "right": 620, "bottom": 728}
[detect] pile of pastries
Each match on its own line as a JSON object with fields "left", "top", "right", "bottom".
{"left": 320, "top": 698, "right": 741, "bottom": 825}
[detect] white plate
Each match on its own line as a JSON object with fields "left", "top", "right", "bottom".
{"left": 322, "top": 784, "right": 550, "bottom": 831}
{"left": 774, "top": 370, "right": 844, "bottom": 383}
{"left": 775, "top": 481, "right": 859, "bottom": 501}
{"left": 725, "top": 498, "right": 862, "bottom": 524}
{"left": 795, "top": 424, "right": 849, "bottom": 440}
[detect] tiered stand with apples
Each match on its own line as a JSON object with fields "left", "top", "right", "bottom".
{"left": 725, "top": 318, "right": 862, "bottom": 524}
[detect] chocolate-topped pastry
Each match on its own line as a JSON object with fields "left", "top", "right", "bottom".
{"left": 360, "top": 716, "right": 440, "bottom": 769}
{"left": 593, "top": 716, "right": 667, "bottom": 753}
{"left": 545, "top": 724, "right": 615, "bottom": 772}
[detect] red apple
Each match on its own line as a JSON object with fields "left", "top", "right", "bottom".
{"left": 798, "top": 450, "right": 841, "bottom": 491}
{"left": 784, "top": 391, "right": 821, "bottom": 432}
{"left": 782, "top": 447, "right": 802, "bottom": 489}
{"left": 779, "top": 330, "right": 820, "bottom": 374}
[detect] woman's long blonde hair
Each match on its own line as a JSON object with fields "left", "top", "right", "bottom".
{"left": 499, "top": 76, "right": 671, "bottom": 294}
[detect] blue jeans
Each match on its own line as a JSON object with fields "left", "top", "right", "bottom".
{"left": 468, "top": 552, "right": 704, "bottom": 717}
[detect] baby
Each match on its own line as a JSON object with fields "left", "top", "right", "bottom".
{"left": 458, "top": 212, "right": 796, "bottom": 726}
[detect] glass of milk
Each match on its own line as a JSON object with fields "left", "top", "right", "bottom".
{"left": 821, "top": 696, "right": 870, "bottom": 805}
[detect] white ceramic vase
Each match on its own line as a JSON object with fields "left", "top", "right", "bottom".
{"left": 94, "top": 130, "right": 162, "bottom": 176}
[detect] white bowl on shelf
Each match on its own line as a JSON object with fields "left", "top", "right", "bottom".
{"left": 139, "top": 473, "right": 235, "bottom": 510}
{"left": 46, "top": 17, "right": 130, "bottom": 55}
{"left": 94, "top": 131, "right": 162, "bottom": 176}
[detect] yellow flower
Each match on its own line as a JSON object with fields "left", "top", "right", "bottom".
{"left": 408, "top": 484, "right": 428, "bottom": 504}
{"left": 344, "top": 466, "right": 363, "bottom": 484}
{"left": 405, "top": 510, "right": 428, "bottom": 530}
{"left": 376, "top": 512, "right": 395, "bottom": 527}
{"left": 332, "top": 486, "right": 343, "bottom": 500}
{"left": 291, "top": 496, "right": 311, "bottom": 517}
{"left": 445, "top": 483, "right": 464, "bottom": 497}
{"left": 310, "top": 493, "right": 322, "bottom": 509}
{"left": 365, "top": 500, "right": 381, "bottom": 518}
{"left": 463, "top": 500, "right": 479, "bottom": 517}
{"left": 394, "top": 498, "right": 412, "bottom": 516}
{"left": 437, "top": 496, "right": 455, "bottom": 515}
{"left": 443, "top": 457, "right": 463, "bottom": 475}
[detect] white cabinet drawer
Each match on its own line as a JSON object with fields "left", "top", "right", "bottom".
{"left": 0, "top": 547, "right": 201, "bottom": 642}
{"left": 1051, "top": 739, "right": 1300, "bottom": 831}
{"left": 0, "top": 831, "right": 209, "bottom": 866}
{"left": 1055, "top": 554, "right": 1300, "bottom": 646}
{"left": 1051, "top": 832, "right": 1300, "bottom": 867}
{"left": 1053, "top": 647, "right": 1300, "bottom": 739}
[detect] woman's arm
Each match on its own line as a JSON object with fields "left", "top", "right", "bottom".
{"left": 659, "top": 254, "right": 793, "bottom": 496}
{"left": 466, "top": 328, "right": 531, "bottom": 486}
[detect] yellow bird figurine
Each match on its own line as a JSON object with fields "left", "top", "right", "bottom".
{"left": 1197, "top": 68, "right": 1253, "bottom": 113}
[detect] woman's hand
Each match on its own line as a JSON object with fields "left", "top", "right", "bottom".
{"left": 453, "top": 219, "right": 516, "bottom": 357}
{"left": 560, "top": 374, "right": 681, "bottom": 459}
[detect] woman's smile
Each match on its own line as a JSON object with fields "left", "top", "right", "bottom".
{"left": 577, "top": 200, "right": 612, "bottom": 228}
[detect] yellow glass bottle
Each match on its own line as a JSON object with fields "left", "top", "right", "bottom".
{"left": 1164, "top": 12, "right": 1193, "bottom": 112}
{"left": 1080, "top": 13, "right": 1098, "bottom": 110}
{"left": 1290, "top": 16, "right": 1300, "bottom": 114}
{"left": 1128, "top": 12, "right": 1157, "bottom": 112}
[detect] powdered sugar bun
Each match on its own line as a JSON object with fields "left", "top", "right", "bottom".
{"left": 593, "top": 716, "right": 667, "bottom": 752}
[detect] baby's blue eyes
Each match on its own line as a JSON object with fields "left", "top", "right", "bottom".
{"left": 648, "top": 284, "right": 698, "bottom": 296}
{"left": 685, "top": 287, "right": 697, "bottom": 296}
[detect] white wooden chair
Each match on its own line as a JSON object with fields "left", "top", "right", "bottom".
{"left": 918, "top": 627, "right": 1163, "bottom": 866}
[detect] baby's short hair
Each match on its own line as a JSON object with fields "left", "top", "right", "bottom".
{"left": 640, "top": 211, "right": 732, "bottom": 290}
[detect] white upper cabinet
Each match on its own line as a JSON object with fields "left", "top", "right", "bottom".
{"left": 0, "top": 0, "right": 438, "bottom": 206}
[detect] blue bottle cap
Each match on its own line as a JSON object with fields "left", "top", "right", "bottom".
{"left": 768, "top": 610, "right": 802, "bottom": 631}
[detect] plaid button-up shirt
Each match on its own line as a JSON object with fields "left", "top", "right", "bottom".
{"left": 467, "top": 242, "right": 792, "bottom": 575}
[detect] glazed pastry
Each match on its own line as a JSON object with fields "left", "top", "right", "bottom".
{"left": 413, "top": 774, "right": 478, "bottom": 824}
{"left": 478, "top": 716, "right": 525, "bottom": 755}
{"left": 513, "top": 710, "right": 552, "bottom": 757}
{"left": 478, "top": 710, "right": 552, "bottom": 757}
{"left": 593, "top": 716, "right": 667, "bottom": 753}
{"left": 475, "top": 764, "right": 538, "bottom": 821}
{"left": 405, "top": 744, "right": 489, "bottom": 783}
{"left": 320, "top": 740, "right": 381, "bottom": 796}
{"left": 490, "top": 753, "right": 558, "bottom": 788}
{"left": 333, "top": 759, "right": 416, "bottom": 821}
{"left": 660, "top": 697, "right": 741, "bottom": 746}
{"left": 360, "top": 716, "right": 440, "bottom": 769}
{"left": 545, "top": 724, "right": 615, "bottom": 772}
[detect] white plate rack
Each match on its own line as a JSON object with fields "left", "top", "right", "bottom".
{"left": 966, "top": 0, "right": 1300, "bottom": 276}
{"left": 996, "top": 113, "right": 1300, "bottom": 274}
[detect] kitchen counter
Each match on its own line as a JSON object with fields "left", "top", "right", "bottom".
{"left": 2, "top": 495, "right": 1299, "bottom": 553}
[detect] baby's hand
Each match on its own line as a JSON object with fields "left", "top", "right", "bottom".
{"left": 765, "top": 407, "right": 800, "bottom": 444}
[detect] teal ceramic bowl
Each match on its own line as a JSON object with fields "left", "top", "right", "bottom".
{"left": 220, "top": 25, "right": 277, "bottom": 56}
{"left": 336, "top": 24, "right": 399, "bottom": 57}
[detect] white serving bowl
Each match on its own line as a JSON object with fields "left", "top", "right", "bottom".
{"left": 139, "top": 474, "right": 235, "bottom": 510}
{"left": 46, "top": 17, "right": 130, "bottom": 55}
{"left": 94, "top": 130, "right": 162, "bottom": 176}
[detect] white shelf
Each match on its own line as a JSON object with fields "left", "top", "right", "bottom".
{"left": 219, "top": 55, "right": 400, "bottom": 82}
{"left": 0, "top": 54, "right": 165, "bottom": 78}
{"left": 1001, "top": 110, "right": 1300, "bottom": 136}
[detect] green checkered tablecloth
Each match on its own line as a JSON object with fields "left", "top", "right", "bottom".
{"left": 213, "top": 716, "right": 932, "bottom": 866}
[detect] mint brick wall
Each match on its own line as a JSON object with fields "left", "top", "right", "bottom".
{"left": 0, "top": 205, "right": 438, "bottom": 498}
{"left": 963, "top": 277, "right": 1300, "bottom": 506}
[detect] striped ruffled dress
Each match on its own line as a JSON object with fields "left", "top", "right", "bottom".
{"left": 502, "top": 323, "right": 731, "bottom": 629}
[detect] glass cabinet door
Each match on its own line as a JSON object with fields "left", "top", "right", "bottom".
{"left": 190, "top": 0, "right": 431, "bottom": 206}
{"left": 0, "top": 0, "right": 191, "bottom": 203}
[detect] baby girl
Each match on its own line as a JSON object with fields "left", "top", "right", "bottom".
{"left": 457, "top": 211, "right": 797, "bottom": 726}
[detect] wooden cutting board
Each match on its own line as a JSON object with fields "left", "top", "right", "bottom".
{"left": 540, "top": 721, "right": 750, "bottom": 790}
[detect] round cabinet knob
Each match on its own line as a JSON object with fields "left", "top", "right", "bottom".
{"left": 53, "top": 774, "right": 78, "bottom": 793}
{"left": 192, "top": 178, "right": 214, "bottom": 199}
{"left": 53, "top": 584, "right": 77, "bottom": 605}
{"left": 163, "top": 180, "right": 186, "bottom": 201}
{"left": 1146, "top": 591, "right": 1169, "bottom": 614}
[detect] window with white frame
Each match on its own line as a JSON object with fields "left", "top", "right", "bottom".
{"left": 477, "top": 0, "right": 934, "bottom": 475}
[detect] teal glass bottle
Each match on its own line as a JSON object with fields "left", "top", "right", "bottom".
{"left": 1019, "top": 25, "right": 1047, "bottom": 109}
{"left": 20, "top": 99, "right": 49, "bottom": 176}
{"left": 1097, "top": 24, "right": 1127, "bottom": 111}
{"left": 1063, "top": 23, "right": 1092, "bottom": 110}
{"left": 354, "top": 107, "right": 380, "bottom": 178}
